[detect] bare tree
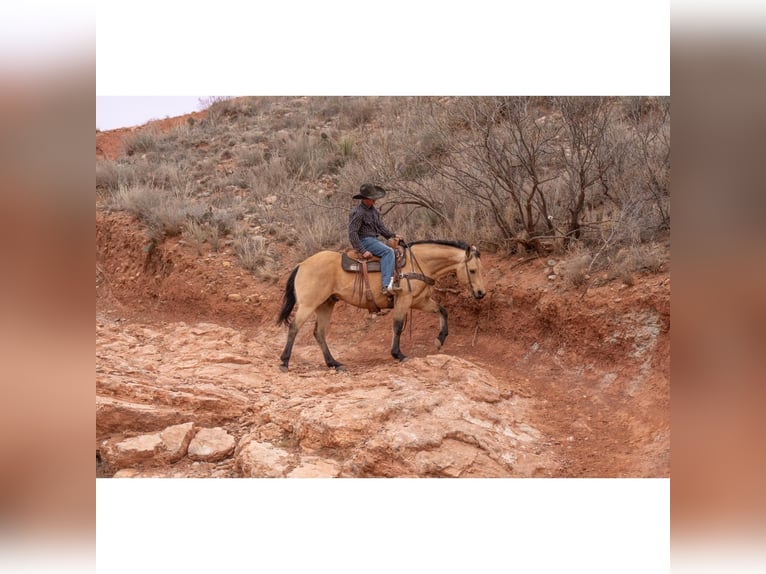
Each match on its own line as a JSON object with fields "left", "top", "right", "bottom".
{"left": 417, "top": 97, "right": 563, "bottom": 252}
{"left": 346, "top": 96, "right": 668, "bottom": 254}
{"left": 625, "top": 96, "right": 670, "bottom": 230}
{"left": 555, "top": 97, "right": 615, "bottom": 245}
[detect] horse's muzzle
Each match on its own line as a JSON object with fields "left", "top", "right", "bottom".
{"left": 473, "top": 290, "right": 486, "bottom": 299}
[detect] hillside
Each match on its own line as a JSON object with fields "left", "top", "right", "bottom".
{"left": 96, "top": 97, "right": 669, "bottom": 478}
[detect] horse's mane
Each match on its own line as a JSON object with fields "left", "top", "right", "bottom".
{"left": 408, "top": 239, "right": 480, "bottom": 257}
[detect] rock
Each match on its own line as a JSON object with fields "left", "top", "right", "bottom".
{"left": 227, "top": 293, "right": 242, "bottom": 301}
{"left": 96, "top": 395, "right": 186, "bottom": 438}
{"left": 187, "top": 427, "right": 236, "bottom": 462}
{"left": 96, "top": 320, "right": 557, "bottom": 478}
{"left": 96, "top": 321, "right": 253, "bottom": 442}
{"left": 287, "top": 456, "right": 341, "bottom": 478}
{"left": 104, "top": 434, "right": 163, "bottom": 465}
{"left": 160, "top": 422, "right": 197, "bottom": 463}
{"left": 414, "top": 439, "right": 508, "bottom": 477}
{"left": 100, "top": 422, "right": 196, "bottom": 470}
{"left": 96, "top": 383, "right": 248, "bottom": 441}
{"left": 112, "top": 469, "right": 141, "bottom": 478}
{"left": 236, "top": 437, "right": 292, "bottom": 477}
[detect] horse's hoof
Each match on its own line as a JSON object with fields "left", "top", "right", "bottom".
{"left": 279, "top": 365, "right": 289, "bottom": 373}
{"left": 332, "top": 364, "right": 347, "bottom": 372}
{"left": 397, "top": 356, "right": 409, "bottom": 363}
{"left": 434, "top": 338, "right": 442, "bottom": 350}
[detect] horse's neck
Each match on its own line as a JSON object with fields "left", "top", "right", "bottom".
{"left": 409, "top": 246, "right": 463, "bottom": 277}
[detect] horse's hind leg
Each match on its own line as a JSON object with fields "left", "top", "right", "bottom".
{"left": 314, "top": 298, "right": 345, "bottom": 371}
{"left": 279, "top": 305, "right": 314, "bottom": 372}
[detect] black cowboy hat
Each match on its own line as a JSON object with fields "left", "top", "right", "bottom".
{"left": 353, "top": 183, "right": 386, "bottom": 200}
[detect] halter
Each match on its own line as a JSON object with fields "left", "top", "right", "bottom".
{"left": 400, "top": 243, "right": 477, "bottom": 292}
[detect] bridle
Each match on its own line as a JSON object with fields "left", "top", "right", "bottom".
{"left": 463, "top": 246, "right": 478, "bottom": 296}
{"left": 398, "top": 242, "right": 479, "bottom": 295}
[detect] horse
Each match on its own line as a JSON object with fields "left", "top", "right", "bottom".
{"left": 276, "top": 239, "right": 486, "bottom": 371}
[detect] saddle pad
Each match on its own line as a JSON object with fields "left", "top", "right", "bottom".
{"left": 341, "top": 252, "right": 381, "bottom": 273}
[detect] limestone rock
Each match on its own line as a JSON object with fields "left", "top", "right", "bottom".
{"left": 235, "top": 437, "right": 292, "bottom": 477}
{"left": 100, "top": 422, "right": 196, "bottom": 470}
{"left": 187, "top": 427, "right": 236, "bottom": 462}
{"left": 160, "top": 422, "right": 197, "bottom": 463}
{"left": 287, "top": 456, "right": 341, "bottom": 478}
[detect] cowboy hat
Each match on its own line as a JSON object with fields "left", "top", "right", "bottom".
{"left": 353, "top": 183, "right": 386, "bottom": 200}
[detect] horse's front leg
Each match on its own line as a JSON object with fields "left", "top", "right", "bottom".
{"left": 415, "top": 297, "right": 448, "bottom": 350}
{"left": 390, "top": 297, "right": 411, "bottom": 362}
{"left": 390, "top": 313, "right": 407, "bottom": 362}
{"left": 432, "top": 300, "right": 449, "bottom": 350}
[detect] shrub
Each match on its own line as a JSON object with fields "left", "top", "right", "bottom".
{"left": 96, "top": 160, "right": 119, "bottom": 193}
{"left": 124, "top": 130, "right": 159, "bottom": 156}
{"left": 235, "top": 235, "right": 281, "bottom": 281}
{"left": 297, "top": 213, "right": 344, "bottom": 259}
{"left": 109, "top": 184, "right": 208, "bottom": 240}
{"left": 183, "top": 219, "right": 222, "bottom": 254}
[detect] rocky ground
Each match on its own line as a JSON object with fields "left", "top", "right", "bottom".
{"left": 96, "top": 204, "right": 670, "bottom": 478}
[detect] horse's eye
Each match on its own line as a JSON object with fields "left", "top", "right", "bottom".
{"left": 470, "top": 269, "right": 476, "bottom": 274}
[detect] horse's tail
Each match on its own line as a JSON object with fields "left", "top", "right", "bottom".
{"left": 276, "top": 266, "right": 299, "bottom": 326}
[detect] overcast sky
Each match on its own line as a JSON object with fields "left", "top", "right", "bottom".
{"left": 95, "top": 2, "right": 672, "bottom": 132}
{"left": 96, "top": 96, "right": 205, "bottom": 130}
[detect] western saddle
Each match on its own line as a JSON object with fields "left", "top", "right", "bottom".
{"left": 341, "top": 239, "right": 406, "bottom": 313}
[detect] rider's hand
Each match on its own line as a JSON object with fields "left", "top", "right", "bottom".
{"left": 363, "top": 251, "right": 372, "bottom": 259}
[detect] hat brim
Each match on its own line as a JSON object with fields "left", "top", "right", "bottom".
{"left": 353, "top": 187, "right": 386, "bottom": 200}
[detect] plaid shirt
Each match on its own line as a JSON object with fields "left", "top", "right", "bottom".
{"left": 348, "top": 202, "right": 395, "bottom": 252}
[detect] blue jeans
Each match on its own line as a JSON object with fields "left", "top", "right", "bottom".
{"left": 360, "top": 236, "right": 395, "bottom": 289}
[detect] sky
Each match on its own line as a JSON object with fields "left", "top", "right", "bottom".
{"left": 95, "top": 2, "right": 671, "bottom": 129}
{"left": 96, "top": 96, "right": 204, "bottom": 130}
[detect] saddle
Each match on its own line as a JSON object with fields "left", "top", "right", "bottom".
{"left": 340, "top": 247, "right": 406, "bottom": 274}
{"left": 341, "top": 241, "right": 406, "bottom": 313}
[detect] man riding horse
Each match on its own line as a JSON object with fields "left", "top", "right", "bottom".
{"left": 277, "top": 182, "right": 487, "bottom": 370}
{"left": 347, "top": 184, "right": 403, "bottom": 296}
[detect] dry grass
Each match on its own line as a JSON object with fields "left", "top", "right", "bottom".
{"left": 234, "top": 234, "right": 280, "bottom": 281}
{"left": 182, "top": 220, "right": 220, "bottom": 254}
{"left": 96, "top": 160, "right": 119, "bottom": 193}
{"left": 108, "top": 184, "right": 208, "bottom": 241}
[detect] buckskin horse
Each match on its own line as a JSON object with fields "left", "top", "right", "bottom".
{"left": 276, "top": 240, "right": 486, "bottom": 371}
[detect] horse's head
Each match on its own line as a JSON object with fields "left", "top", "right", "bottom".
{"left": 458, "top": 245, "right": 486, "bottom": 299}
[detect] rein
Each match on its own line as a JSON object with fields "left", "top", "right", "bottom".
{"left": 400, "top": 244, "right": 435, "bottom": 289}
